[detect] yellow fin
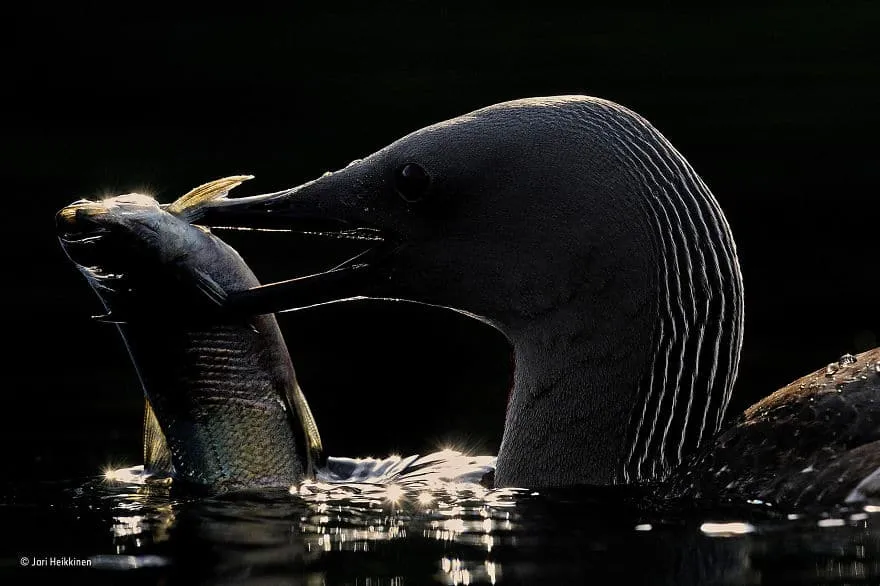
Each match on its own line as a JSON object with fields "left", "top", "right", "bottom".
{"left": 166, "top": 175, "right": 254, "bottom": 216}
{"left": 287, "top": 380, "right": 323, "bottom": 475}
{"left": 144, "top": 399, "right": 173, "bottom": 475}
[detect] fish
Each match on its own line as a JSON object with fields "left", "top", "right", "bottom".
{"left": 56, "top": 176, "right": 322, "bottom": 491}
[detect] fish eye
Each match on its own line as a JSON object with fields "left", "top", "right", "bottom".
{"left": 394, "top": 162, "right": 430, "bottom": 203}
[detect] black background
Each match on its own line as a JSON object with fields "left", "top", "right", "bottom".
{"left": 4, "top": 5, "right": 878, "bottom": 481}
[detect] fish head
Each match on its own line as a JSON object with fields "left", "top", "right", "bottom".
{"left": 57, "top": 193, "right": 190, "bottom": 269}
{"left": 56, "top": 178, "right": 256, "bottom": 317}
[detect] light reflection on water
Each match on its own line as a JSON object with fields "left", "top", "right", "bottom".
{"left": 7, "top": 451, "right": 880, "bottom": 584}
{"left": 94, "top": 451, "right": 511, "bottom": 582}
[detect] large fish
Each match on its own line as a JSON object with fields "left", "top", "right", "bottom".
{"left": 56, "top": 177, "right": 322, "bottom": 491}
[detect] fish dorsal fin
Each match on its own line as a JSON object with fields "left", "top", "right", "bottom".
{"left": 143, "top": 399, "right": 173, "bottom": 476}
{"left": 166, "top": 175, "right": 254, "bottom": 220}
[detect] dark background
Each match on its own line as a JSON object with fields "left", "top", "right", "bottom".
{"left": 3, "top": 5, "right": 878, "bottom": 481}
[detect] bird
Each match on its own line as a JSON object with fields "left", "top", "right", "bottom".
{"left": 195, "top": 96, "right": 880, "bottom": 506}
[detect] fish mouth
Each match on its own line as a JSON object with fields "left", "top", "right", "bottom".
{"left": 55, "top": 201, "right": 122, "bottom": 274}
{"left": 56, "top": 200, "right": 109, "bottom": 238}
{"left": 57, "top": 225, "right": 111, "bottom": 247}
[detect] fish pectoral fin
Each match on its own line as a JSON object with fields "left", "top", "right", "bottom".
{"left": 143, "top": 399, "right": 173, "bottom": 476}
{"left": 285, "top": 380, "right": 324, "bottom": 476}
{"left": 166, "top": 175, "right": 254, "bottom": 222}
{"left": 192, "top": 269, "right": 229, "bottom": 307}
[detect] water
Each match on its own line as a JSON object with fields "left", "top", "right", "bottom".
{"left": 5, "top": 451, "right": 880, "bottom": 584}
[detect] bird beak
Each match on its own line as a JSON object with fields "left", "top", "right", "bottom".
{"left": 196, "top": 184, "right": 345, "bottom": 231}
{"left": 196, "top": 182, "right": 391, "bottom": 316}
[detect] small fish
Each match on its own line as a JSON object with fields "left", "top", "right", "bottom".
{"left": 56, "top": 177, "right": 322, "bottom": 491}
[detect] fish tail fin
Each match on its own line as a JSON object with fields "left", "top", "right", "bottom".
{"left": 143, "top": 399, "right": 173, "bottom": 476}
{"left": 165, "top": 175, "right": 254, "bottom": 222}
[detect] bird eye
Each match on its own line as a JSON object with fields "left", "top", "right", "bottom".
{"left": 394, "top": 163, "right": 430, "bottom": 203}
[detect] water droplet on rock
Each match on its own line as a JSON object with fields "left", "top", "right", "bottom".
{"left": 826, "top": 362, "right": 840, "bottom": 377}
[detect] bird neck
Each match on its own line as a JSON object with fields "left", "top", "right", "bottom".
{"left": 493, "top": 102, "right": 744, "bottom": 488}
{"left": 494, "top": 298, "right": 656, "bottom": 488}
{"left": 616, "top": 140, "right": 744, "bottom": 484}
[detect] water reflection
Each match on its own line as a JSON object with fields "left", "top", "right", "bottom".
{"left": 6, "top": 451, "right": 880, "bottom": 584}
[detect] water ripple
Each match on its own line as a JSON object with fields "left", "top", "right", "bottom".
{"left": 7, "top": 451, "right": 880, "bottom": 584}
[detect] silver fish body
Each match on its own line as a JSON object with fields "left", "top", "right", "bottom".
{"left": 57, "top": 179, "right": 321, "bottom": 491}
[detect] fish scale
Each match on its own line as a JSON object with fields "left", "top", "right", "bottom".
{"left": 121, "top": 307, "right": 306, "bottom": 490}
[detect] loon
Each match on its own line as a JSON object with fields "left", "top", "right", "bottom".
{"left": 190, "top": 96, "right": 877, "bottom": 505}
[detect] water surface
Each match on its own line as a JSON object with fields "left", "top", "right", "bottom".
{"left": 3, "top": 450, "right": 880, "bottom": 585}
